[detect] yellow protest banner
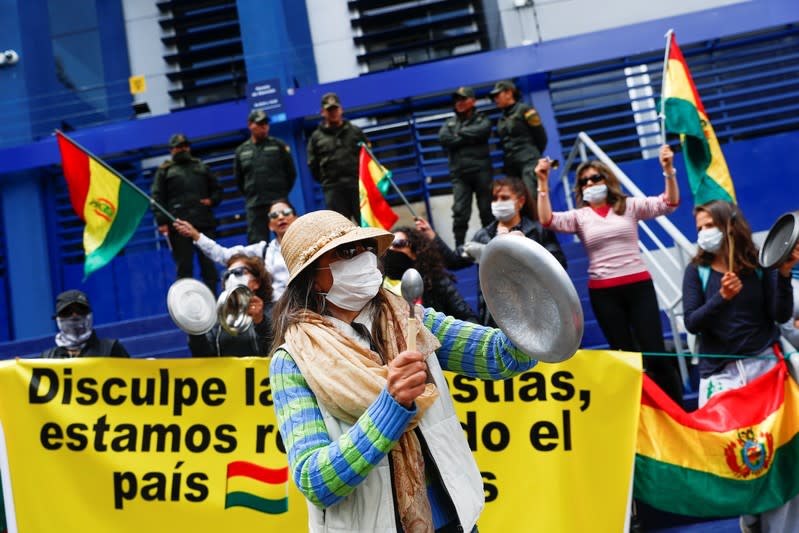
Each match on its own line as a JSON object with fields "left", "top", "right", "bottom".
{"left": 0, "top": 350, "right": 640, "bottom": 532}
{"left": 456, "top": 350, "right": 642, "bottom": 532}
{"left": 0, "top": 358, "right": 306, "bottom": 532}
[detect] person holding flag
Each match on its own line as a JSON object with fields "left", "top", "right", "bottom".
{"left": 536, "top": 146, "right": 683, "bottom": 405}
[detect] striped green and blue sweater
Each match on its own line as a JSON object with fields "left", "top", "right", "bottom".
{"left": 270, "top": 308, "right": 537, "bottom": 509}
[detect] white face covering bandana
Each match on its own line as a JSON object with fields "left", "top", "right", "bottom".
{"left": 55, "top": 313, "right": 94, "bottom": 349}
{"left": 582, "top": 184, "right": 608, "bottom": 205}
{"left": 697, "top": 227, "right": 724, "bottom": 253}
{"left": 491, "top": 200, "right": 517, "bottom": 222}
{"left": 323, "top": 251, "right": 383, "bottom": 311}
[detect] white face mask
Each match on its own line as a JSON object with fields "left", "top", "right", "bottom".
{"left": 491, "top": 200, "right": 517, "bottom": 222}
{"left": 224, "top": 273, "right": 251, "bottom": 292}
{"left": 323, "top": 251, "right": 383, "bottom": 311}
{"left": 582, "top": 184, "right": 608, "bottom": 205}
{"left": 697, "top": 227, "right": 724, "bottom": 253}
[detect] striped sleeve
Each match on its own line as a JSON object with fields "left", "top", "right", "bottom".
{"left": 270, "top": 348, "right": 415, "bottom": 508}
{"left": 423, "top": 308, "right": 537, "bottom": 378}
{"left": 546, "top": 209, "right": 580, "bottom": 233}
{"left": 627, "top": 194, "right": 678, "bottom": 220}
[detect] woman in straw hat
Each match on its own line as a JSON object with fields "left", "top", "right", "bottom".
{"left": 270, "top": 210, "right": 539, "bottom": 533}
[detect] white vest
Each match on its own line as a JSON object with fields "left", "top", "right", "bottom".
{"left": 306, "top": 352, "right": 484, "bottom": 532}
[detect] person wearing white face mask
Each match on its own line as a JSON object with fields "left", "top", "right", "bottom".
{"left": 41, "top": 290, "right": 129, "bottom": 359}
{"left": 188, "top": 254, "right": 274, "bottom": 357}
{"left": 416, "top": 177, "right": 566, "bottom": 327}
{"left": 536, "top": 144, "right": 683, "bottom": 405}
{"left": 270, "top": 210, "right": 541, "bottom": 533}
{"left": 683, "top": 200, "right": 799, "bottom": 532}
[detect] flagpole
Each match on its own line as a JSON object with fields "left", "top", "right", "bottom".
{"left": 55, "top": 130, "right": 176, "bottom": 223}
{"left": 659, "top": 28, "right": 675, "bottom": 142}
{"left": 360, "top": 142, "right": 418, "bottom": 218}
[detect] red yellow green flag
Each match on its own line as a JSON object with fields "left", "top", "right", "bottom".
{"left": 358, "top": 145, "right": 398, "bottom": 230}
{"left": 635, "top": 361, "right": 799, "bottom": 517}
{"left": 56, "top": 132, "right": 150, "bottom": 278}
{"left": 225, "top": 461, "right": 289, "bottom": 514}
{"left": 663, "top": 34, "right": 736, "bottom": 206}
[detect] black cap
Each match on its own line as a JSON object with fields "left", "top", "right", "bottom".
{"left": 169, "top": 133, "right": 189, "bottom": 147}
{"left": 489, "top": 80, "right": 516, "bottom": 97}
{"left": 452, "top": 86, "right": 475, "bottom": 99}
{"left": 321, "top": 92, "right": 341, "bottom": 110}
{"left": 54, "top": 290, "right": 91, "bottom": 317}
{"left": 248, "top": 109, "right": 270, "bottom": 124}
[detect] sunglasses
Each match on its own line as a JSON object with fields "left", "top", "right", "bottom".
{"left": 332, "top": 240, "right": 378, "bottom": 261}
{"left": 222, "top": 266, "right": 252, "bottom": 282}
{"left": 57, "top": 305, "right": 89, "bottom": 319}
{"left": 268, "top": 208, "right": 294, "bottom": 220}
{"left": 578, "top": 174, "right": 605, "bottom": 188}
{"left": 391, "top": 238, "right": 410, "bottom": 249}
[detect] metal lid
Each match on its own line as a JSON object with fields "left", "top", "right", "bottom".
{"left": 167, "top": 278, "right": 216, "bottom": 335}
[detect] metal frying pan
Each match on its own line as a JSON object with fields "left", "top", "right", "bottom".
{"left": 479, "top": 235, "right": 583, "bottom": 363}
{"left": 759, "top": 212, "right": 799, "bottom": 269}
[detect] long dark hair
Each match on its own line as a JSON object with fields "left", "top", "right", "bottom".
{"left": 267, "top": 197, "right": 296, "bottom": 213}
{"left": 573, "top": 160, "right": 627, "bottom": 215}
{"left": 227, "top": 254, "right": 273, "bottom": 303}
{"left": 493, "top": 176, "right": 536, "bottom": 221}
{"left": 392, "top": 226, "right": 455, "bottom": 293}
{"left": 270, "top": 261, "right": 391, "bottom": 359}
{"left": 691, "top": 200, "right": 758, "bottom": 274}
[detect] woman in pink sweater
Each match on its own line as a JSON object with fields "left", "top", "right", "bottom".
{"left": 536, "top": 145, "right": 683, "bottom": 404}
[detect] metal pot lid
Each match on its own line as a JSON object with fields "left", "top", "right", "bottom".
{"left": 167, "top": 278, "right": 217, "bottom": 335}
{"left": 479, "top": 235, "right": 583, "bottom": 363}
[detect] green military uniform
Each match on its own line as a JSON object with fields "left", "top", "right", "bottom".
{"left": 234, "top": 136, "right": 296, "bottom": 243}
{"left": 438, "top": 110, "right": 494, "bottom": 246}
{"left": 497, "top": 101, "right": 548, "bottom": 196}
{"left": 151, "top": 150, "right": 221, "bottom": 291}
{"left": 306, "top": 120, "right": 369, "bottom": 221}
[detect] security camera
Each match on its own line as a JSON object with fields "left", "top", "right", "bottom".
{"left": 0, "top": 50, "right": 19, "bottom": 66}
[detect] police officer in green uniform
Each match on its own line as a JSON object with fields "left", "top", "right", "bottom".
{"left": 306, "top": 93, "right": 369, "bottom": 222}
{"left": 234, "top": 110, "right": 297, "bottom": 243}
{"left": 151, "top": 133, "right": 221, "bottom": 292}
{"left": 438, "top": 86, "right": 494, "bottom": 247}
{"left": 490, "top": 80, "right": 548, "bottom": 197}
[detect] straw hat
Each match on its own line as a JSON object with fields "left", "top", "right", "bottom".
{"left": 281, "top": 210, "right": 393, "bottom": 285}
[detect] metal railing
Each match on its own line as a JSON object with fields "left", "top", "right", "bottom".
{"left": 561, "top": 131, "right": 697, "bottom": 387}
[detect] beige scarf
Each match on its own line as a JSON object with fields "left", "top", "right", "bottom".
{"left": 285, "top": 291, "right": 441, "bottom": 533}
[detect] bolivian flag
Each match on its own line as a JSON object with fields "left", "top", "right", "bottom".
{"left": 225, "top": 461, "right": 289, "bottom": 514}
{"left": 358, "top": 145, "right": 398, "bottom": 230}
{"left": 663, "top": 34, "right": 736, "bottom": 206}
{"left": 56, "top": 132, "right": 149, "bottom": 278}
{"left": 635, "top": 360, "right": 799, "bottom": 517}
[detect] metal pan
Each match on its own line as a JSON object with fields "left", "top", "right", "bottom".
{"left": 480, "top": 235, "right": 583, "bottom": 363}
{"left": 759, "top": 212, "right": 799, "bottom": 269}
